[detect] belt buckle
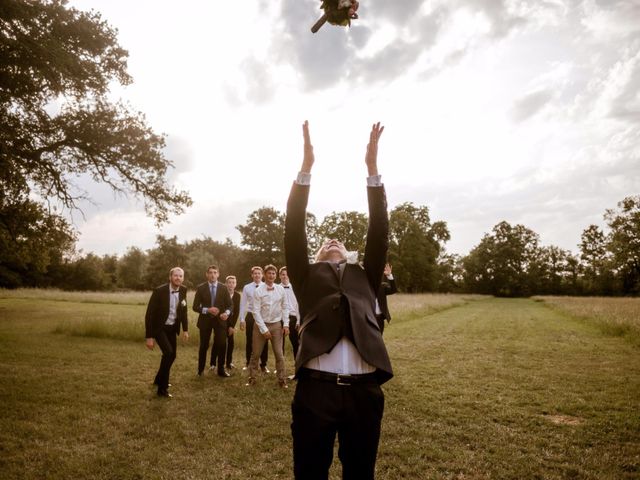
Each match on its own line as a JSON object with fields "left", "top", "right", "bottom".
{"left": 336, "top": 374, "right": 351, "bottom": 386}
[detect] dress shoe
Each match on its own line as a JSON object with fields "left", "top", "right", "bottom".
{"left": 260, "top": 366, "right": 270, "bottom": 374}
{"left": 218, "top": 371, "right": 231, "bottom": 378}
{"left": 245, "top": 378, "right": 256, "bottom": 387}
{"left": 157, "top": 390, "right": 172, "bottom": 398}
{"left": 197, "top": 371, "right": 203, "bottom": 377}
{"left": 209, "top": 365, "right": 216, "bottom": 371}
{"left": 226, "top": 363, "right": 235, "bottom": 370}
{"left": 242, "top": 365, "right": 249, "bottom": 371}
{"left": 278, "top": 380, "right": 288, "bottom": 389}
{"left": 287, "top": 374, "right": 296, "bottom": 381}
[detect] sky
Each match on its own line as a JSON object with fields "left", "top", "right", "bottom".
{"left": 68, "top": 0, "right": 640, "bottom": 258}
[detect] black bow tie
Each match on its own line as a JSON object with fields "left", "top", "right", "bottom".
{"left": 283, "top": 286, "right": 290, "bottom": 289}
{"left": 171, "top": 290, "right": 180, "bottom": 294}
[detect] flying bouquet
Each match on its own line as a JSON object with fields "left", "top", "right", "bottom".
{"left": 311, "top": 0, "right": 359, "bottom": 34}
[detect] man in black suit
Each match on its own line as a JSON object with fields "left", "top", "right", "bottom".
{"left": 210, "top": 275, "right": 240, "bottom": 371}
{"left": 192, "top": 265, "right": 233, "bottom": 377}
{"left": 376, "top": 263, "right": 397, "bottom": 334}
{"left": 145, "top": 267, "right": 189, "bottom": 398}
{"left": 285, "top": 121, "right": 392, "bottom": 480}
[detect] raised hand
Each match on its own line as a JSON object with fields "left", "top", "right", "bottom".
{"left": 365, "top": 122, "right": 384, "bottom": 176}
{"left": 301, "top": 120, "right": 314, "bottom": 174}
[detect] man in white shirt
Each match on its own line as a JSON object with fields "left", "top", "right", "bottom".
{"left": 279, "top": 266, "right": 300, "bottom": 360}
{"left": 284, "top": 121, "right": 392, "bottom": 479}
{"left": 246, "top": 264, "right": 290, "bottom": 388}
{"left": 238, "top": 266, "right": 269, "bottom": 372}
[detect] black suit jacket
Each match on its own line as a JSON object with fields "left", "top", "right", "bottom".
{"left": 192, "top": 281, "right": 233, "bottom": 330}
{"left": 285, "top": 182, "right": 393, "bottom": 384}
{"left": 377, "top": 277, "right": 397, "bottom": 322}
{"left": 144, "top": 283, "right": 188, "bottom": 338}
{"left": 228, "top": 290, "right": 241, "bottom": 329}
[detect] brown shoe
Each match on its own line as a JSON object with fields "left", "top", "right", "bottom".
{"left": 278, "top": 380, "right": 288, "bottom": 389}
{"left": 245, "top": 378, "right": 256, "bottom": 387}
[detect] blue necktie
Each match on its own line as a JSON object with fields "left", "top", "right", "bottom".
{"left": 210, "top": 283, "right": 217, "bottom": 307}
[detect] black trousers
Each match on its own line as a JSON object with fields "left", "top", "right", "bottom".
{"left": 211, "top": 328, "right": 235, "bottom": 368}
{"left": 284, "top": 315, "right": 299, "bottom": 359}
{"left": 291, "top": 374, "right": 385, "bottom": 480}
{"left": 198, "top": 319, "right": 227, "bottom": 374}
{"left": 244, "top": 313, "right": 268, "bottom": 367}
{"left": 154, "top": 325, "right": 177, "bottom": 391}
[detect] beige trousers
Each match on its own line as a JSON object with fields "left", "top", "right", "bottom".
{"left": 249, "top": 321, "right": 285, "bottom": 382}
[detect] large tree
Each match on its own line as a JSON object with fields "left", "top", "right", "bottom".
{"left": 605, "top": 195, "right": 640, "bottom": 294}
{"left": 236, "top": 207, "right": 285, "bottom": 267}
{"left": 579, "top": 224, "right": 613, "bottom": 294}
{"left": 0, "top": 0, "right": 191, "bottom": 287}
{"left": 388, "top": 202, "right": 449, "bottom": 292}
{"left": 463, "top": 221, "right": 539, "bottom": 297}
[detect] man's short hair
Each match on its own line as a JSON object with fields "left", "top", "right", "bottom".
{"left": 279, "top": 266, "right": 287, "bottom": 274}
{"left": 169, "top": 267, "right": 184, "bottom": 276}
{"left": 225, "top": 275, "right": 236, "bottom": 282}
{"left": 251, "top": 266, "right": 263, "bottom": 274}
{"left": 263, "top": 264, "right": 277, "bottom": 274}
{"left": 207, "top": 265, "right": 219, "bottom": 272}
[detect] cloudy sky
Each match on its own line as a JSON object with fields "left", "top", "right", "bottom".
{"left": 69, "top": 0, "right": 640, "bottom": 257}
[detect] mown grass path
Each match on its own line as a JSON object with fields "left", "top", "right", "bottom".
{"left": 0, "top": 296, "right": 638, "bottom": 479}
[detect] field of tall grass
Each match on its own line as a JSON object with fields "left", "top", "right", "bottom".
{"left": 536, "top": 296, "right": 640, "bottom": 344}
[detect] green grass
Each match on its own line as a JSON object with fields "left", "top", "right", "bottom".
{"left": 0, "top": 292, "right": 638, "bottom": 479}
{"left": 535, "top": 296, "right": 640, "bottom": 345}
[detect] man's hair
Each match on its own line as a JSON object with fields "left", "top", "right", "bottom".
{"left": 169, "top": 267, "right": 184, "bottom": 276}
{"left": 207, "top": 265, "right": 219, "bottom": 272}
{"left": 279, "top": 266, "right": 287, "bottom": 274}
{"left": 225, "top": 275, "right": 236, "bottom": 282}
{"left": 263, "top": 264, "right": 277, "bottom": 274}
{"left": 251, "top": 266, "right": 263, "bottom": 274}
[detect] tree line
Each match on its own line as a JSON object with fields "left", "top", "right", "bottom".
{"left": 2, "top": 196, "right": 638, "bottom": 297}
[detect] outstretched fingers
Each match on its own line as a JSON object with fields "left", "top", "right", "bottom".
{"left": 301, "top": 120, "right": 314, "bottom": 173}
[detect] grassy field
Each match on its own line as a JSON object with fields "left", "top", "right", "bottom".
{"left": 535, "top": 296, "right": 640, "bottom": 345}
{"left": 0, "top": 291, "right": 638, "bottom": 479}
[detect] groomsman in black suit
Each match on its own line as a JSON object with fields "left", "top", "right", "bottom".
{"left": 285, "top": 121, "right": 392, "bottom": 479}
{"left": 376, "top": 263, "right": 397, "bottom": 334}
{"left": 145, "top": 267, "right": 189, "bottom": 398}
{"left": 210, "top": 275, "right": 241, "bottom": 371}
{"left": 193, "top": 265, "right": 233, "bottom": 377}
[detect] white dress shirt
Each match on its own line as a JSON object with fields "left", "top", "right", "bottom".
{"left": 165, "top": 288, "right": 180, "bottom": 325}
{"left": 281, "top": 282, "right": 299, "bottom": 319}
{"left": 239, "top": 281, "right": 263, "bottom": 324}
{"left": 252, "top": 283, "right": 289, "bottom": 333}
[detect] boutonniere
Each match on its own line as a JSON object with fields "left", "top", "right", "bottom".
{"left": 180, "top": 299, "right": 187, "bottom": 307}
{"left": 311, "top": 0, "right": 359, "bottom": 33}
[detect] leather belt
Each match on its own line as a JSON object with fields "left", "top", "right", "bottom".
{"left": 298, "top": 368, "right": 378, "bottom": 386}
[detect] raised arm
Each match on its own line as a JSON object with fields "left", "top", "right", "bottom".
{"left": 363, "top": 122, "right": 388, "bottom": 292}
{"left": 284, "top": 121, "right": 314, "bottom": 290}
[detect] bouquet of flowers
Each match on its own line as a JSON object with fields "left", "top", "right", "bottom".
{"left": 311, "top": 0, "right": 360, "bottom": 33}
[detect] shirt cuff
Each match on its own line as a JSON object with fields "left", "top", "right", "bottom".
{"left": 296, "top": 172, "right": 311, "bottom": 185}
{"left": 201, "top": 307, "right": 208, "bottom": 315}
{"left": 386, "top": 274, "right": 394, "bottom": 280}
{"left": 367, "top": 175, "right": 382, "bottom": 187}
